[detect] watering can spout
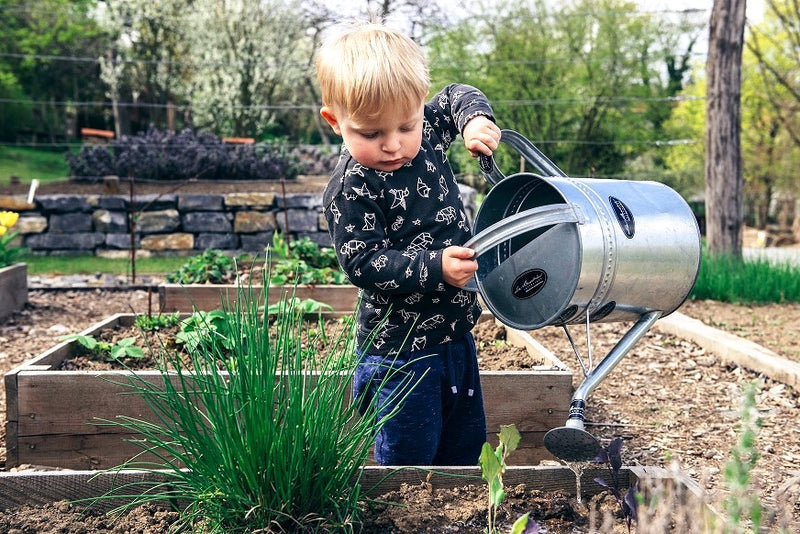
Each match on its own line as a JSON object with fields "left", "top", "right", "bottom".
{"left": 543, "top": 310, "right": 662, "bottom": 462}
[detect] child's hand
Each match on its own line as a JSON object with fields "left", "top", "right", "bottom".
{"left": 462, "top": 116, "right": 501, "bottom": 158}
{"left": 442, "top": 246, "right": 479, "bottom": 288}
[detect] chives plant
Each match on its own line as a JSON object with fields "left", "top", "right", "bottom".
{"left": 96, "top": 264, "right": 410, "bottom": 532}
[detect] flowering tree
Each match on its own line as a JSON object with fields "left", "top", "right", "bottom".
{"left": 96, "top": 0, "right": 195, "bottom": 136}
{"left": 185, "top": 0, "right": 310, "bottom": 138}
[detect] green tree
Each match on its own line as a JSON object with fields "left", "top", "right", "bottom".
{"left": 745, "top": 0, "right": 800, "bottom": 230}
{"left": 661, "top": 78, "right": 706, "bottom": 198}
{"left": 427, "top": 0, "right": 701, "bottom": 179}
{"left": 663, "top": 9, "right": 800, "bottom": 231}
{"left": 0, "top": 0, "right": 108, "bottom": 143}
{"left": 96, "top": 0, "right": 195, "bottom": 136}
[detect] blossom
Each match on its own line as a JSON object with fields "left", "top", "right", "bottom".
{"left": 0, "top": 210, "right": 19, "bottom": 229}
{"left": 0, "top": 210, "right": 25, "bottom": 268}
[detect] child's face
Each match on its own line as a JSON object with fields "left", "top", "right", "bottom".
{"left": 321, "top": 102, "right": 424, "bottom": 172}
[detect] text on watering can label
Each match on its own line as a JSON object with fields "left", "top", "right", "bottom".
{"left": 511, "top": 268, "right": 548, "bottom": 299}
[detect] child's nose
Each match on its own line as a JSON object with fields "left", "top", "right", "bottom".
{"left": 382, "top": 134, "right": 401, "bottom": 153}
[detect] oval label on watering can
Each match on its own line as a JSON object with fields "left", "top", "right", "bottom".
{"left": 609, "top": 196, "right": 635, "bottom": 238}
{"left": 511, "top": 268, "right": 547, "bottom": 299}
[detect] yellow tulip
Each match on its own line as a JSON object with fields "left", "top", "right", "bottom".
{"left": 0, "top": 226, "right": 6, "bottom": 237}
{"left": 0, "top": 211, "right": 19, "bottom": 228}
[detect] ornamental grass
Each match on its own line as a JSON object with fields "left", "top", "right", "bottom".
{"left": 94, "top": 260, "right": 412, "bottom": 532}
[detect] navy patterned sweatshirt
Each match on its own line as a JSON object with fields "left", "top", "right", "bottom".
{"left": 323, "top": 84, "right": 494, "bottom": 355}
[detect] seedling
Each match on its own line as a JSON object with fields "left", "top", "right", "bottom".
{"left": 479, "top": 424, "right": 539, "bottom": 534}
{"left": 134, "top": 312, "right": 181, "bottom": 331}
{"left": 165, "top": 249, "right": 239, "bottom": 284}
{"left": 59, "top": 334, "right": 144, "bottom": 362}
{"left": 593, "top": 437, "right": 638, "bottom": 531}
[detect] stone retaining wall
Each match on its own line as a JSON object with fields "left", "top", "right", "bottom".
{"left": 1, "top": 185, "right": 477, "bottom": 257}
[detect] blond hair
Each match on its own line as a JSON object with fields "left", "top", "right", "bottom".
{"left": 315, "top": 22, "right": 430, "bottom": 120}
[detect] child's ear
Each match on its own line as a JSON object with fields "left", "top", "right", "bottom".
{"left": 320, "top": 106, "right": 342, "bottom": 135}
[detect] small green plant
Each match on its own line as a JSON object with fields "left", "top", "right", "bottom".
{"left": 479, "top": 424, "right": 536, "bottom": 534}
{"left": 59, "top": 334, "right": 144, "bottom": 362}
{"left": 165, "top": 249, "right": 239, "bottom": 284}
{"left": 134, "top": 312, "right": 181, "bottom": 331}
{"left": 0, "top": 211, "right": 27, "bottom": 268}
{"left": 723, "top": 380, "right": 763, "bottom": 532}
{"left": 269, "top": 232, "right": 347, "bottom": 285}
{"left": 266, "top": 296, "right": 332, "bottom": 318}
{"left": 174, "top": 309, "right": 232, "bottom": 352}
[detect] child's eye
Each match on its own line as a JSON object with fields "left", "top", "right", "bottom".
{"left": 361, "top": 132, "right": 378, "bottom": 139}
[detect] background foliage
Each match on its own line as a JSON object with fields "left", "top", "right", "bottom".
{"left": 0, "top": 0, "right": 798, "bottom": 224}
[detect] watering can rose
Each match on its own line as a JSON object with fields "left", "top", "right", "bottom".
{"left": 0, "top": 210, "right": 25, "bottom": 268}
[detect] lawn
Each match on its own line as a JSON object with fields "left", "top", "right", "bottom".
{"left": 0, "top": 146, "right": 72, "bottom": 185}
{"left": 22, "top": 254, "right": 191, "bottom": 276}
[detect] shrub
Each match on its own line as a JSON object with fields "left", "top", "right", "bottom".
{"left": 65, "top": 127, "right": 300, "bottom": 182}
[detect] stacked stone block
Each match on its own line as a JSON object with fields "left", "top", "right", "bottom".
{"left": 5, "top": 191, "right": 329, "bottom": 257}
{"left": 2, "top": 184, "right": 476, "bottom": 257}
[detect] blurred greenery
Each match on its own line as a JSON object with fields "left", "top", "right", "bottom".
{"left": 0, "top": 147, "right": 71, "bottom": 184}
{"left": 22, "top": 253, "right": 191, "bottom": 275}
{"left": 690, "top": 249, "right": 800, "bottom": 304}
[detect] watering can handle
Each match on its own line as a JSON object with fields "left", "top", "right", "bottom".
{"left": 479, "top": 129, "right": 568, "bottom": 185}
{"left": 461, "top": 203, "right": 580, "bottom": 292}
{"left": 464, "top": 203, "right": 581, "bottom": 257}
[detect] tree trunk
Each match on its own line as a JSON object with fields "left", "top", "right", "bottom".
{"left": 705, "top": 0, "right": 747, "bottom": 257}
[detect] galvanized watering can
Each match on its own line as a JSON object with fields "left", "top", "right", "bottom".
{"left": 464, "top": 130, "right": 702, "bottom": 462}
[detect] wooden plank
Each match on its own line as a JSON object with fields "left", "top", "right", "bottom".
{"left": 16, "top": 371, "right": 570, "bottom": 435}
{"left": 656, "top": 311, "right": 800, "bottom": 388}
{"left": 0, "top": 263, "right": 27, "bottom": 321}
{"left": 16, "top": 371, "right": 166, "bottom": 436}
{"left": 158, "top": 284, "right": 359, "bottom": 313}
{"left": 15, "top": 433, "right": 164, "bottom": 471}
{"left": 0, "top": 470, "right": 174, "bottom": 513}
{"left": 481, "top": 371, "right": 571, "bottom": 431}
{"left": 12, "top": 370, "right": 571, "bottom": 469}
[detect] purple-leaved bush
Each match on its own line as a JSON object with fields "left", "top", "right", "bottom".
{"left": 65, "top": 127, "right": 300, "bottom": 182}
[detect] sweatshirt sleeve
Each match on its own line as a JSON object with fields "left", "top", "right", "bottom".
{"left": 426, "top": 84, "right": 495, "bottom": 152}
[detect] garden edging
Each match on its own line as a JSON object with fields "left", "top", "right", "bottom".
{"left": 0, "top": 465, "right": 703, "bottom": 514}
{"left": 4, "top": 312, "right": 573, "bottom": 470}
{"left": 655, "top": 311, "right": 800, "bottom": 389}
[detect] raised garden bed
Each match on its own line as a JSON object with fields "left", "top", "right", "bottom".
{"left": 4, "top": 312, "right": 573, "bottom": 470}
{"left": 0, "top": 263, "right": 27, "bottom": 322}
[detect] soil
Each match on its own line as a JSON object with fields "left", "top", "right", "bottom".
{"left": 1, "top": 288, "right": 799, "bottom": 531}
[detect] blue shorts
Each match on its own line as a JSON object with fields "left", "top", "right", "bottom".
{"left": 352, "top": 332, "right": 486, "bottom": 466}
